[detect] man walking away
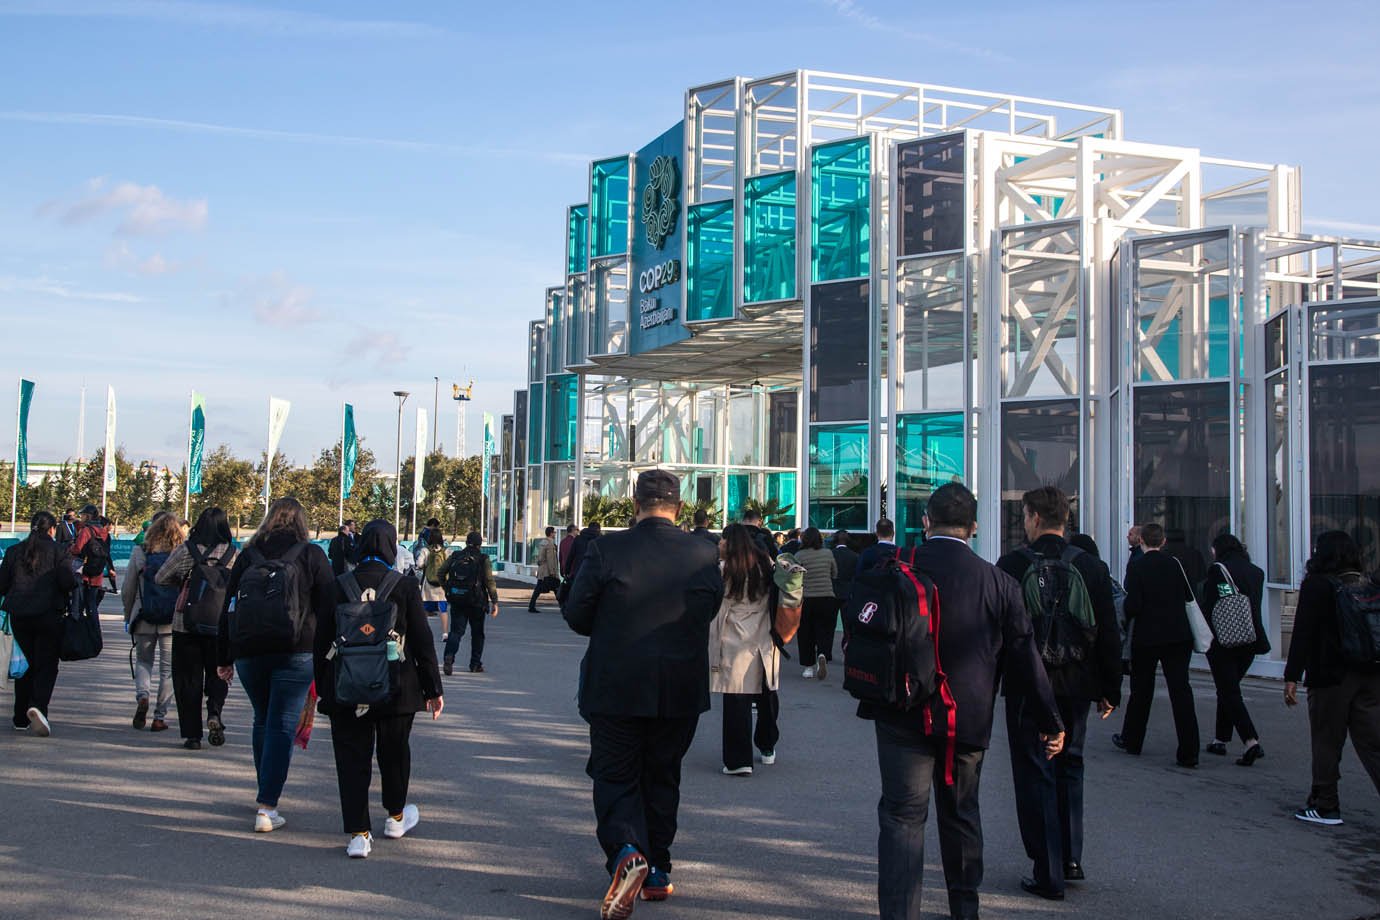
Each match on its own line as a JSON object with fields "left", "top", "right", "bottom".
{"left": 690, "top": 509, "right": 719, "bottom": 546}
{"left": 70, "top": 504, "right": 116, "bottom": 619}
{"left": 1125, "top": 525, "right": 1144, "bottom": 582}
{"left": 860, "top": 483, "right": 1063, "bottom": 920}
{"left": 564, "top": 470, "right": 723, "bottom": 919}
{"left": 856, "top": 518, "right": 898, "bottom": 575}
{"left": 1114, "top": 522, "right": 1201, "bottom": 767}
{"left": 559, "top": 522, "right": 603, "bottom": 607}
{"left": 996, "top": 488, "right": 1122, "bottom": 900}
{"left": 559, "top": 524, "right": 578, "bottom": 576}
{"left": 328, "top": 520, "right": 357, "bottom": 576}
{"left": 439, "top": 532, "right": 499, "bottom": 674}
{"left": 739, "top": 508, "right": 778, "bottom": 560}
{"left": 529, "top": 526, "right": 561, "bottom": 612}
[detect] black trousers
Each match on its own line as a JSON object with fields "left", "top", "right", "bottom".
{"left": 875, "top": 719, "right": 985, "bottom": 920}
{"left": 528, "top": 577, "right": 559, "bottom": 610}
{"left": 721, "top": 690, "right": 779, "bottom": 770}
{"left": 799, "top": 596, "right": 840, "bottom": 664}
{"left": 1120, "top": 641, "right": 1200, "bottom": 764}
{"left": 1007, "top": 695, "right": 1090, "bottom": 892}
{"left": 1207, "top": 645, "right": 1259, "bottom": 744}
{"left": 329, "top": 709, "right": 416, "bottom": 834}
{"left": 587, "top": 713, "right": 698, "bottom": 874}
{"left": 444, "top": 608, "right": 486, "bottom": 666}
{"left": 172, "top": 632, "right": 229, "bottom": 741}
{"left": 1305, "top": 670, "right": 1380, "bottom": 813}
{"left": 11, "top": 615, "right": 63, "bottom": 727}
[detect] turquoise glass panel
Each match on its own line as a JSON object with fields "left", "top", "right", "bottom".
{"left": 527, "top": 384, "right": 544, "bottom": 466}
{"left": 895, "top": 412, "right": 965, "bottom": 547}
{"left": 744, "top": 171, "right": 797, "bottom": 303}
{"left": 1139, "top": 296, "right": 1230, "bottom": 381}
{"left": 567, "top": 204, "right": 589, "bottom": 275}
{"left": 808, "top": 423, "right": 869, "bottom": 529}
{"left": 545, "top": 374, "right": 579, "bottom": 463}
{"left": 811, "top": 138, "right": 870, "bottom": 283}
{"left": 546, "top": 291, "right": 564, "bottom": 374}
{"left": 687, "top": 200, "right": 734, "bottom": 321}
{"left": 727, "top": 473, "right": 750, "bottom": 521}
{"left": 766, "top": 471, "right": 797, "bottom": 520}
{"left": 590, "top": 159, "right": 630, "bottom": 258}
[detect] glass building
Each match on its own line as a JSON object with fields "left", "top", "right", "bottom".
{"left": 497, "top": 70, "right": 1380, "bottom": 674}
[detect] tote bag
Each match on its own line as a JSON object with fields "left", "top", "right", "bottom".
{"left": 1173, "top": 557, "right": 1213, "bottom": 653}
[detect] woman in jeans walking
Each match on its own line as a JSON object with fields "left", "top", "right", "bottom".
{"left": 792, "top": 527, "right": 838, "bottom": 680}
{"left": 0, "top": 511, "right": 78, "bottom": 736}
{"left": 216, "top": 498, "right": 335, "bottom": 833}
{"left": 122, "top": 512, "right": 182, "bottom": 732}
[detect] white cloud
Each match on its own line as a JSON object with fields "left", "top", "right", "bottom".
{"left": 105, "top": 241, "right": 177, "bottom": 275}
{"left": 1306, "top": 218, "right": 1380, "bottom": 238}
{"left": 0, "top": 1, "right": 446, "bottom": 39}
{"left": 0, "top": 273, "right": 144, "bottom": 303}
{"left": 45, "top": 177, "right": 207, "bottom": 235}
{"left": 233, "top": 270, "right": 320, "bottom": 327}
{"left": 346, "top": 329, "right": 410, "bottom": 369}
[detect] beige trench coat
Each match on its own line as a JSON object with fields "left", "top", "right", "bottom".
{"left": 709, "top": 591, "right": 780, "bottom": 695}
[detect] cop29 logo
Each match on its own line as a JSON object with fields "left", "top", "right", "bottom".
{"left": 640, "top": 155, "right": 679, "bottom": 250}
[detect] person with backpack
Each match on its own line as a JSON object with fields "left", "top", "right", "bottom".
{"left": 414, "top": 528, "right": 451, "bottom": 638}
{"left": 529, "top": 526, "right": 561, "bottom": 612}
{"left": 70, "top": 503, "right": 117, "bottom": 620}
{"left": 154, "top": 507, "right": 237, "bottom": 750}
{"left": 1113, "top": 522, "right": 1201, "bottom": 767}
{"left": 1284, "top": 530, "right": 1380, "bottom": 826}
{"left": 996, "top": 490, "right": 1122, "bottom": 900}
{"left": 122, "top": 513, "right": 183, "bottom": 732}
{"left": 215, "top": 497, "right": 336, "bottom": 834}
{"left": 849, "top": 482, "right": 1062, "bottom": 920}
{"left": 315, "top": 520, "right": 444, "bottom": 858}
{"left": 1200, "top": 533, "right": 1269, "bottom": 767}
{"left": 439, "top": 531, "right": 499, "bottom": 675}
{"left": 793, "top": 527, "right": 838, "bottom": 680}
{"left": 0, "top": 511, "right": 79, "bottom": 736}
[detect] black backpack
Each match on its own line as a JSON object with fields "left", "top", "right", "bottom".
{"left": 139, "top": 550, "right": 180, "bottom": 626}
{"left": 443, "top": 549, "right": 485, "bottom": 610}
{"left": 79, "top": 527, "right": 111, "bottom": 577}
{"left": 1018, "top": 546, "right": 1098, "bottom": 668}
{"left": 182, "top": 543, "right": 233, "bottom": 637}
{"left": 1, "top": 541, "right": 68, "bottom": 620}
{"left": 331, "top": 570, "right": 403, "bottom": 706}
{"left": 843, "top": 552, "right": 945, "bottom": 712}
{"left": 229, "top": 543, "right": 311, "bottom": 657}
{"left": 1332, "top": 573, "right": 1380, "bottom": 666}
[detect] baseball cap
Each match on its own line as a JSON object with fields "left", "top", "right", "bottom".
{"left": 634, "top": 469, "right": 680, "bottom": 504}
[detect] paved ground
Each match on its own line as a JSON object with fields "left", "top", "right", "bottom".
{"left": 2, "top": 583, "right": 1378, "bottom": 920}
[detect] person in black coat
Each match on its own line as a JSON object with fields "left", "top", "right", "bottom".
{"left": 557, "top": 522, "right": 602, "bottom": 608}
{"left": 859, "top": 483, "right": 1063, "bottom": 920}
{"left": 0, "top": 511, "right": 78, "bottom": 736}
{"left": 996, "top": 490, "right": 1122, "bottom": 900}
{"left": 855, "top": 518, "right": 898, "bottom": 575}
{"left": 327, "top": 520, "right": 357, "bottom": 576}
{"left": 1113, "top": 522, "right": 1200, "bottom": 767}
{"left": 1200, "top": 533, "right": 1269, "bottom": 766}
{"left": 315, "top": 520, "right": 444, "bottom": 858}
{"left": 564, "top": 470, "right": 723, "bottom": 917}
{"left": 689, "top": 508, "right": 720, "bottom": 546}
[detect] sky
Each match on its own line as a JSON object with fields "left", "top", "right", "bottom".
{"left": 2, "top": 0, "right": 1379, "bottom": 471}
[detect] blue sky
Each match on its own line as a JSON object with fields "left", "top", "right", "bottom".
{"left": 3, "top": 0, "right": 1379, "bottom": 470}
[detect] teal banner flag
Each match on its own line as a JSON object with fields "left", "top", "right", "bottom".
{"left": 16, "top": 379, "right": 34, "bottom": 485}
{"left": 342, "top": 404, "right": 358, "bottom": 500}
{"left": 481, "top": 412, "right": 495, "bottom": 505}
{"left": 188, "top": 391, "right": 206, "bottom": 495}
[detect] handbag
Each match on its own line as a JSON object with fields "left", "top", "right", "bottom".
{"left": 2, "top": 612, "right": 23, "bottom": 689}
{"left": 1208, "top": 563, "right": 1257, "bottom": 650}
{"left": 1172, "top": 557, "right": 1213, "bottom": 653}
{"left": 60, "top": 605, "right": 104, "bottom": 662}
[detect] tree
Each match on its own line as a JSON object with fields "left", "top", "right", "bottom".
{"left": 193, "top": 445, "right": 258, "bottom": 533}
{"left": 676, "top": 498, "right": 720, "bottom": 529}
{"left": 397, "top": 451, "right": 482, "bottom": 540}
{"left": 583, "top": 493, "right": 635, "bottom": 528}
{"left": 741, "top": 496, "right": 794, "bottom": 530}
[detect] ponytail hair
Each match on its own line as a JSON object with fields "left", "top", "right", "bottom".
{"left": 20, "top": 511, "right": 58, "bottom": 574}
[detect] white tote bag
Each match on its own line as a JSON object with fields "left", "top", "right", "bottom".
{"left": 1174, "top": 558, "right": 1213, "bottom": 653}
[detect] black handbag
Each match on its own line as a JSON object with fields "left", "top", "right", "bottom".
{"left": 60, "top": 606, "right": 104, "bottom": 661}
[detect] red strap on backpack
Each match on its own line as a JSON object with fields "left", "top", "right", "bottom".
{"left": 896, "top": 557, "right": 958, "bottom": 786}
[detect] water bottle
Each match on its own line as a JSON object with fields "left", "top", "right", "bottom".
{"left": 386, "top": 639, "right": 400, "bottom": 662}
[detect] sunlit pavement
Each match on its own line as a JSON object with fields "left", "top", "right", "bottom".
{"left": 2, "top": 583, "right": 1377, "bottom": 920}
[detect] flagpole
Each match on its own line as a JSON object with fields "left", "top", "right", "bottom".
{"left": 264, "top": 398, "right": 272, "bottom": 515}
{"left": 338, "top": 402, "right": 346, "bottom": 528}
{"left": 9, "top": 380, "right": 18, "bottom": 534}
{"left": 184, "top": 390, "right": 193, "bottom": 521}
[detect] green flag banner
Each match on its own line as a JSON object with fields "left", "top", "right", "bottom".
{"left": 188, "top": 391, "right": 206, "bottom": 495}
{"left": 342, "top": 403, "right": 357, "bottom": 500}
{"left": 481, "top": 412, "right": 495, "bottom": 509}
{"left": 16, "top": 378, "right": 34, "bottom": 485}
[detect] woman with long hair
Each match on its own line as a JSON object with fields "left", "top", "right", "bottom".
{"left": 793, "top": 526, "right": 839, "bottom": 680}
{"left": 155, "top": 506, "right": 237, "bottom": 749}
{"left": 709, "top": 523, "right": 780, "bottom": 776}
{"left": 0, "top": 511, "right": 78, "bottom": 736}
{"left": 122, "top": 511, "right": 184, "bottom": 732}
{"left": 1284, "top": 530, "right": 1380, "bottom": 825}
{"left": 1201, "top": 533, "right": 1269, "bottom": 766}
{"left": 216, "top": 497, "right": 336, "bottom": 833}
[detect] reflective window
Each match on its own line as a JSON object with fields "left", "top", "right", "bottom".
{"left": 546, "top": 290, "right": 565, "bottom": 374}
{"left": 1132, "top": 233, "right": 1232, "bottom": 381}
{"left": 544, "top": 462, "right": 575, "bottom": 528}
{"left": 527, "top": 384, "right": 543, "bottom": 466}
{"left": 500, "top": 415, "right": 514, "bottom": 472}
{"left": 528, "top": 322, "right": 545, "bottom": 384}
{"left": 695, "top": 390, "right": 719, "bottom": 465}
{"left": 585, "top": 378, "right": 626, "bottom": 463}
{"left": 1000, "top": 400, "right": 1079, "bottom": 553}
{"left": 1310, "top": 302, "right": 1380, "bottom": 361}
{"left": 1310, "top": 363, "right": 1380, "bottom": 573}
{"left": 512, "top": 467, "right": 526, "bottom": 563}
{"left": 768, "top": 390, "right": 798, "bottom": 468}
{"left": 811, "top": 137, "right": 870, "bottom": 283}
{"left": 744, "top": 171, "right": 797, "bottom": 303}
{"left": 590, "top": 159, "right": 630, "bottom": 259}
{"left": 589, "top": 262, "right": 629, "bottom": 356}
{"left": 512, "top": 394, "right": 527, "bottom": 473}
{"left": 567, "top": 204, "right": 589, "bottom": 276}
{"left": 1265, "top": 313, "right": 1288, "bottom": 374}
{"left": 1001, "top": 224, "right": 1081, "bottom": 398}
{"left": 898, "top": 254, "right": 966, "bottom": 411}
{"left": 729, "top": 391, "right": 758, "bottom": 466}
{"left": 545, "top": 374, "right": 579, "bottom": 463}
{"left": 897, "top": 134, "right": 965, "bottom": 256}
{"left": 687, "top": 200, "right": 734, "bottom": 321}
{"left": 895, "top": 412, "right": 965, "bottom": 548}
{"left": 1266, "top": 375, "right": 1291, "bottom": 582}
{"left": 728, "top": 473, "right": 751, "bottom": 522}
{"left": 766, "top": 471, "right": 797, "bottom": 520}
{"left": 810, "top": 280, "right": 869, "bottom": 422}
{"left": 809, "top": 423, "right": 869, "bottom": 530}
{"left": 565, "top": 276, "right": 587, "bottom": 366}
{"left": 661, "top": 388, "right": 694, "bottom": 465}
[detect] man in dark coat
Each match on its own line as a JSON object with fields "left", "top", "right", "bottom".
{"left": 689, "top": 509, "right": 719, "bottom": 546}
{"left": 856, "top": 518, "right": 898, "bottom": 574}
{"left": 564, "top": 470, "right": 723, "bottom": 919}
{"left": 327, "top": 520, "right": 357, "bottom": 576}
{"left": 859, "top": 482, "right": 1063, "bottom": 920}
{"left": 996, "top": 487, "right": 1123, "bottom": 899}
{"left": 739, "top": 508, "right": 777, "bottom": 559}
{"left": 558, "top": 522, "right": 602, "bottom": 608}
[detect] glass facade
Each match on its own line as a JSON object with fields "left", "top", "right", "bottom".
{"left": 809, "top": 423, "right": 869, "bottom": 530}
{"left": 810, "top": 279, "right": 870, "bottom": 422}
{"left": 546, "top": 289, "right": 565, "bottom": 374}
{"left": 1266, "top": 373, "right": 1291, "bottom": 582}
{"left": 544, "top": 462, "right": 575, "bottom": 528}
{"left": 545, "top": 374, "right": 579, "bottom": 463}
{"left": 768, "top": 390, "right": 798, "bottom": 468}
{"left": 686, "top": 200, "right": 735, "bottom": 321}
{"left": 565, "top": 275, "right": 587, "bottom": 366}
{"left": 898, "top": 254, "right": 966, "bottom": 411}
{"left": 567, "top": 204, "right": 589, "bottom": 276}
{"left": 589, "top": 261, "right": 630, "bottom": 356}
{"left": 744, "top": 171, "right": 797, "bottom": 303}
{"left": 1000, "top": 400, "right": 1079, "bottom": 552}
{"left": 512, "top": 392, "right": 527, "bottom": 476}
{"left": 895, "top": 412, "right": 965, "bottom": 548}
{"left": 590, "top": 159, "right": 630, "bottom": 259}
{"left": 527, "top": 384, "right": 543, "bottom": 466}
{"left": 897, "top": 134, "right": 965, "bottom": 256}
{"left": 811, "top": 137, "right": 870, "bottom": 283}
{"left": 1309, "top": 363, "right": 1380, "bottom": 573}
{"left": 1002, "top": 224, "right": 1081, "bottom": 398}
{"left": 1133, "top": 233, "right": 1232, "bottom": 382}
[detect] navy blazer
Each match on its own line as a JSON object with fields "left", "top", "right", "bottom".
{"left": 856, "top": 541, "right": 897, "bottom": 576}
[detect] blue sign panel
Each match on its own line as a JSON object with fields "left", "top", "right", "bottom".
{"left": 629, "top": 121, "right": 690, "bottom": 355}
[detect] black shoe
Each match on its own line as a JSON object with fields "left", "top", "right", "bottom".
{"left": 470, "top": 663, "right": 485, "bottom": 673}
{"left": 1064, "top": 861, "right": 1085, "bottom": 881}
{"left": 1175, "top": 759, "right": 1199, "bottom": 769}
{"left": 133, "top": 699, "right": 149, "bottom": 730}
{"left": 1112, "top": 733, "right": 1136, "bottom": 753}
{"left": 443, "top": 657, "right": 454, "bottom": 676}
{"left": 1206, "top": 741, "right": 1228, "bottom": 756}
{"left": 1020, "top": 878, "right": 1064, "bottom": 901}
{"left": 207, "top": 717, "right": 226, "bottom": 747}
{"left": 1236, "top": 744, "right": 1265, "bottom": 767}
{"left": 527, "top": 607, "right": 538, "bottom": 613}
{"left": 183, "top": 738, "right": 202, "bottom": 750}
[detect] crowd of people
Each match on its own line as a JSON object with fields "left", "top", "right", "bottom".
{"left": 2, "top": 471, "right": 1378, "bottom": 919}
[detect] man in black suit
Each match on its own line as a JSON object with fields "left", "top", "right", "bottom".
{"left": 689, "top": 509, "right": 719, "bottom": 546}
{"left": 740, "top": 508, "right": 777, "bottom": 559}
{"left": 855, "top": 517, "right": 898, "bottom": 575}
{"left": 327, "top": 520, "right": 357, "bottom": 576}
{"left": 1125, "top": 525, "right": 1144, "bottom": 582}
{"left": 996, "top": 487, "right": 1123, "bottom": 900}
{"left": 1114, "top": 522, "right": 1200, "bottom": 766}
{"left": 859, "top": 483, "right": 1063, "bottom": 920}
{"left": 564, "top": 470, "right": 723, "bottom": 919}
{"left": 558, "top": 521, "right": 602, "bottom": 608}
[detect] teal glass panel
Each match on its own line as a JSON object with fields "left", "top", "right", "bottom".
{"left": 895, "top": 412, "right": 965, "bottom": 547}
{"left": 591, "top": 159, "right": 630, "bottom": 258}
{"left": 727, "top": 473, "right": 750, "bottom": 521}
{"left": 527, "top": 384, "right": 544, "bottom": 466}
{"left": 808, "top": 423, "right": 869, "bottom": 530}
{"left": 567, "top": 204, "right": 589, "bottom": 275}
{"left": 545, "top": 374, "right": 579, "bottom": 463}
{"left": 744, "top": 171, "right": 797, "bottom": 303}
{"left": 766, "top": 471, "right": 797, "bottom": 521}
{"left": 686, "top": 200, "right": 734, "bottom": 321}
{"left": 546, "top": 290, "right": 564, "bottom": 374}
{"left": 811, "top": 138, "right": 871, "bottom": 283}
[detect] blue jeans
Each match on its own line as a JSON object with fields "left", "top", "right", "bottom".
{"left": 235, "top": 652, "right": 313, "bottom": 808}
{"left": 445, "top": 607, "right": 486, "bottom": 667}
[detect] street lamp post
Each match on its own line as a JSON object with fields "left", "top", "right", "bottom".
{"left": 393, "top": 390, "right": 410, "bottom": 533}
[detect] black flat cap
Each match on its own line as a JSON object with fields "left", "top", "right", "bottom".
{"left": 634, "top": 468, "right": 680, "bottom": 504}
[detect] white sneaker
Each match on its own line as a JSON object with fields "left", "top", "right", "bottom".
{"left": 26, "top": 708, "right": 50, "bottom": 737}
{"left": 815, "top": 654, "right": 828, "bottom": 680}
{"left": 347, "top": 832, "right": 373, "bottom": 858}
{"left": 760, "top": 750, "right": 776, "bottom": 765}
{"left": 383, "top": 803, "right": 420, "bottom": 839}
{"left": 722, "top": 765, "right": 753, "bottom": 776}
{"left": 254, "top": 810, "right": 286, "bottom": 833}
{"left": 801, "top": 667, "right": 815, "bottom": 679}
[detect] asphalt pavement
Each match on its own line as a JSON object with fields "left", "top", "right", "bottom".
{"left": 2, "top": 583, "right": 1377, "bottom": 920}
